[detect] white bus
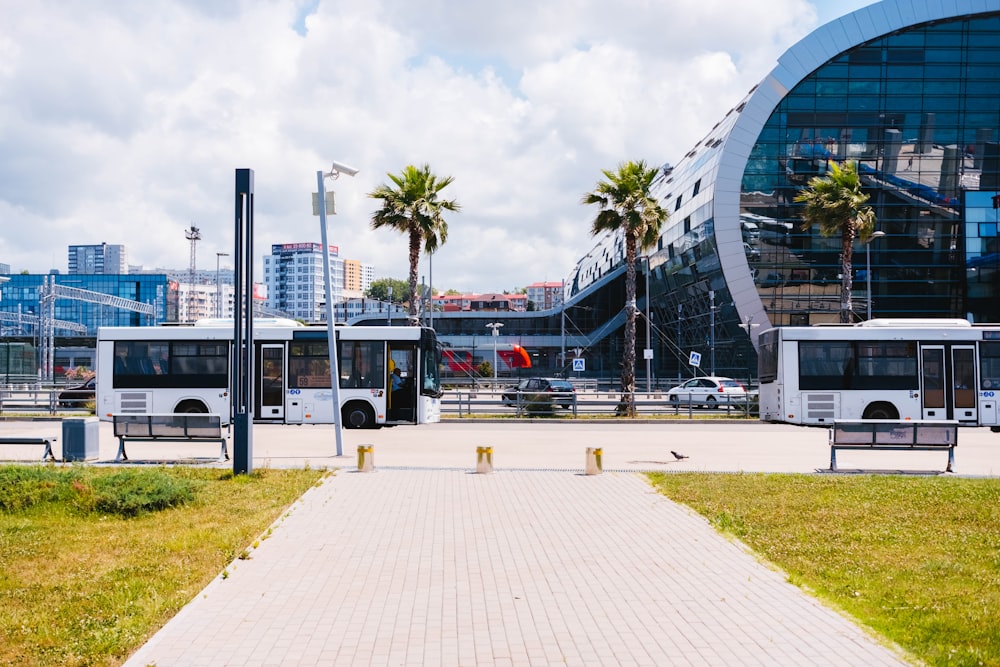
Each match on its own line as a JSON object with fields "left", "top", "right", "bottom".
{"left": 96, "top": 320, "right": 442, "bottom": 429}
{"left": 758, "top": 318, "right": 1000, "bottom": 430}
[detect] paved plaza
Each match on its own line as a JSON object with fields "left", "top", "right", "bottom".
{"left": 5, "top": 419, "right": 998, "bottom": 665}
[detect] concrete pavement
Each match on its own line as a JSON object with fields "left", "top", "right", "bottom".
{"left": 5, "top": 419, "right": 997, "bottom": 664}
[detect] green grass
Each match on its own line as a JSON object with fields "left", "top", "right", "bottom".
{"left": 0, "top": 464, "right": 327, "bottom": 667}
{"left": 647, "top": 473, "right": 1000, "bottom": 666}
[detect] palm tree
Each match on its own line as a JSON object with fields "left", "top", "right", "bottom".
{"left": 794, "top": 160, "right": 877, "bottom": 323}
{"left": 583, "top": 160, "right": 668, "bottom": 417}
{"left": 369, "top": 164, "right": 460, "bottom": 325}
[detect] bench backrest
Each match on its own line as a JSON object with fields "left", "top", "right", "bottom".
{"left": 831, "top": 420, "right": 958, "bottom": 446}
{"left": 113, "top": 413, "right": 223, "bottom": 438}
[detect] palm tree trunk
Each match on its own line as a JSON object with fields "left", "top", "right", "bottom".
{"left": 408, "top": 227, "right": 422, "bottom": 326}
{"left": 618, "top": 235, "right": 638, "bottom": 417}
{"left": 840, "top": 227, "right": 855, "bottom": 323}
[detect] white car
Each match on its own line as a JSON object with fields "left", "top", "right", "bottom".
{"left": 667, "top": 376, "right": 747, "bottom": 407}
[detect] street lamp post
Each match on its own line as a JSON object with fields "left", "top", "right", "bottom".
{"left": 709, "top": 290, "right": 716, "bottom": 376}
{"left": 314, "top": 161, "right": 358, "bottom": 457}
{"left": 865, "top": 231, "right": 886, "bottom": 320}
{"left": 486, "top": 322, "right": 503, "bottom": 381}
{"left": 216, "top": 252, "right": 229, "bottom": 318}
{"left": 644, "top": 257, "right": 652, "bottom": 393}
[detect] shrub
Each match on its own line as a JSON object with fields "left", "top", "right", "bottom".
{"left": 90, "top": 469, "right": 198, "bottom": 517}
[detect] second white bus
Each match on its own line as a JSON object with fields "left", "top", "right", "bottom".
{"left": 757, "top": 318, "right": 1000, "bottom": 429}
{"left": 96, "top": 321, "right": 443, "bottom": 429}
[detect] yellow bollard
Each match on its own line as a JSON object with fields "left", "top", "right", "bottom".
{"left": 476, "top": 446, "right": 493, "bottom": 474}
{"left": 357, "top": 445, "right": 374, "bottom": 472}
{"left": 585, "top": 447, "right": 603, "bottom": 475}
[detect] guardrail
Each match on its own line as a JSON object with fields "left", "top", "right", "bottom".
{"left": 0, "top": 387, "right": 94, "bottom": 415}
{"left": 442, "top": 390, "right": 757, "bottom": 419}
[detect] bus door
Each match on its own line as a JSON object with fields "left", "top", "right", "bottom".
{"left": 951, "top": 345, "right": 978, "bottom": 423}
{"left": 920, "top": 346, "right": 946, "bottom": 420}
{"left": 387, "top": 344, "right": 417, "bottom": 423}
{"left": 257, "top": 344, "right": 285, "bottom": 421}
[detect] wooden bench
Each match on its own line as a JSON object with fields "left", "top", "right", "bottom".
{"left": 0, "top": 436, "right": 57, "bottom": 462}
{"left": 113, "top": 414, "right": 228, "bottom": 463}
{"left": 829, "top": 420, "right": 958, "bottom": 472}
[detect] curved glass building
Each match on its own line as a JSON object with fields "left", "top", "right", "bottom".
{"left": 365, "top": 1, "right": 1000, "bottom": 388}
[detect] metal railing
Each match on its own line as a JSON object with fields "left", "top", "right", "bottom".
{"left": 0, "top": 385, "right": 95, "bottom": 415}
{"left": 443, "top": 390, "right": 758, "bottom": 419}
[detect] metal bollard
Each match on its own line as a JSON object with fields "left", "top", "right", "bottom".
{"left": 585, "top": 447, "right": 603, "bottom": 475}
{"left": 476, "top": 446, "right": 493, "bottom": 474}
{"left": 357, "top": 445, "right": 374, "bottom": 472}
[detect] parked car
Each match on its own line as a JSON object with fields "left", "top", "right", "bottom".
{"left": 501, "top": 377, "right": 576, "bottom": 410}
{"left": 666, "top": 376, "right": 746, "bottom": 407}
{"left": 58, "top": 377, "right": 96, "bottom": 408}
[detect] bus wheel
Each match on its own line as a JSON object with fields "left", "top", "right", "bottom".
{"left": 343, "top": 402, "right": 376, "bottom": 429}
{"left": 175, "top": 400, "right": 209, "bottom": 414}
{"left": 862, "top": 402, "right": 899, "bottom": 420}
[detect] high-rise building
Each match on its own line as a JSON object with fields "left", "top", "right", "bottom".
{"left": 343, "top": 259, "right": 374, "bottom": 298}
{"left": 68, "top": 243, "right": 127, "bottom": 275}
{"left": 263, "top": 243, "right": 344, "bottom": 322}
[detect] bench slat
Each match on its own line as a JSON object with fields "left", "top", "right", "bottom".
{"left": 829, "top": 419, "right": 957, "bottom": 473}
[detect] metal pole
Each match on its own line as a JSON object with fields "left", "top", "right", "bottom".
{"left": 645, "top": 257, "right": 651, "bottom": 393}
{"left": 387, "top": 285, "right": 392, "bottom": 325}
{"left": 677, "top": 303, "right": 682, "bottom": 385}
{"left": 233, "top": 169, "right": 255, "bottom": 475}
{"left": 865, "top": 242, "right": 872, "bottom": 320}
{"left": 560, "top": 279, "right": 566, "bottom": 371}
{"left": 709, "top": 290, "right": 715, "bottom": 376}
{"left": 317, "top": 170, "right": 344, "bottom": 457}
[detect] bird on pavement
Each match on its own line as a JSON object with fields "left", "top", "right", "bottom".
{"left": 671, "top": 450, "right": 689, "bottom": 460}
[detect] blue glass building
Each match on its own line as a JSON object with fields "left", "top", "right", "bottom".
{"left": 362, "top": 1, "right": 1000, "bottom": 387}
{"left": 0, "top": 273, "right": 168, "bottom": 336}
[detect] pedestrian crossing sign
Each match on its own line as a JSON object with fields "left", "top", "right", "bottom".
{"left": 572, "top": 358, "right": 586, "bottom": 372}
{"left": 689, "top": 351, "right": 702, "bottom": 367}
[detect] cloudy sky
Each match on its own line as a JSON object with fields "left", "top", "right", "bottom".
{"left": 0, "top": 0, "right": 875, "bottom": 294}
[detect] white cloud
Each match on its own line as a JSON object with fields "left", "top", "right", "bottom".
{"left": 0, "top": 0, "right": 875, "bottom": 292}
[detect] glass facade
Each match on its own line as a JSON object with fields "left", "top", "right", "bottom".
{"left": 0, "top": 273, "right": 168, "bottom": 336}
{"left": 401, "top": 4, "right": 1000, "bottom": 387}
{"left": 743, "top": 13, "right": 1000, "bottom": 326}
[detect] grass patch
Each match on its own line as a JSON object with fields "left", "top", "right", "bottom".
{"left": 0, "top": 464, "right": 327, "bottom": 667}
{"left": 647, "top": 472, "right": 1000, "bottom": 666}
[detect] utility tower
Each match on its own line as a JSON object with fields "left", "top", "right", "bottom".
{"left": 185, "top": 225, "right": 201, "bottom": 286}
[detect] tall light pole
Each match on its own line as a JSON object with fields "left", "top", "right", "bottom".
{"left": 216, "top": 252, "right": 229, "bottom": 318}
{"left": 709, "top": 290, "right": 716, "bottom": 376}
{"left": 865, "top": 231, "right": 886, "bottom": 320}
{"left": 644, "top": 256, "right": 652, "bottom": 393}
{"left": 560, "top": 279, "right": 566, "bottom": 371}
{"left": 677, "top": 303, "right": 682, "bottom": 385}
{"left": 314, "top": 161, "right": 358, "bottom": 457}
{"left": 486, "top": 322, "right": 503, "bottom": 381}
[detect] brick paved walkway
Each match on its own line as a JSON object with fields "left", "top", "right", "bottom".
{"left": 124, "top": 468, "right": 910, "bottom": 666}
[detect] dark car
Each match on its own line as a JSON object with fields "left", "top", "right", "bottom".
{"left": 501, "top": 377, "right": 576, "bottom": 410}
{"left": 58, "top": 377, "right": 96, "bottom": 408}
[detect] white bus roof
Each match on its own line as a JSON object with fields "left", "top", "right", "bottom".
{"left": 856, "top": 318, "right": 972, "bottom": 328}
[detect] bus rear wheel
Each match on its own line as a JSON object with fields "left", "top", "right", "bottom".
{"left": 862, "top": 402, "right": 899, "bottom": 420}
{"left": 343, "top": 402, "right": 377, "bottom": 429}
{"left": 175, "top": 400, "right": 209, "bottom": 414}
